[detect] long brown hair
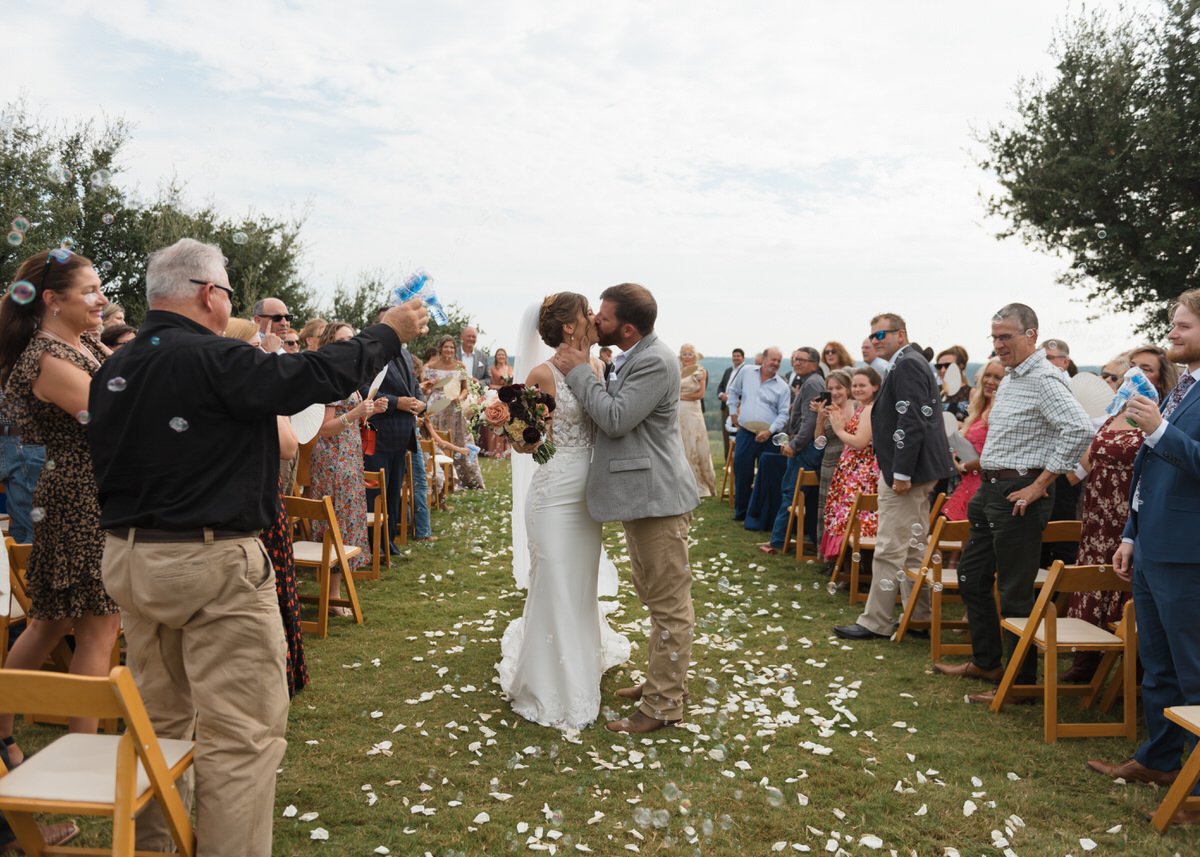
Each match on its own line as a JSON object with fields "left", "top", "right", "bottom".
{"left": 0, "top": 249, "right": 95, "bottom": 387}
{"left": 317, "top": 321, "right": 353, "bottom": 348}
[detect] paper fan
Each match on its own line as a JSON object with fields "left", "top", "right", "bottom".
{"left": 1072, "top": 372, "right": 1116, "bottom": 419}
{"left": 943, "top": 362, "right": 963, "bottom": 396}
{"left": 367, "top": 365, "right": 389, "bottom": 399}
{"left": 290, "top": 402, "right": 325, "bottom": 445}
{"left": 941, "top": 410, "right": 959, "bottom": 438}
{"left": 425, "top": 397, "right": 453, "bottom": 415}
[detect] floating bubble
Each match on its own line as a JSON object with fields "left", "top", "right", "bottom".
{"left": 663, "top": 782, "right": 681, "bottom": 802}
{"left": 10, "top": 281, "right": 34, "bottom": 305}
{"left": 1044, "top": 341, "right": 1057, "bottom": 351}
{"left": 921, "top": 405, "right": 934, "bottom": 417}
{"left": 652, "top": 809, "right": 671, "bottom": 829}
{"left": 89, "top": 168, "right": 112, "bottom": 190}
{"left": 705, "top": 678, "right": 718, "bottom": 694}
{"left": 896, "top": 440, "right": 904, "bottom": 449}
{"left": 678, "top": 798, "right": 691, "bottom": 814}
{"left": 99, "top": 261, "right": 113, "bottom": 273}
{"left": 895, "top": 400, "right": 910, "bottom": 414}
{"left": 709, "top": 744, "right": 727, "bottom": 761}
{"left": 701, "top": 818, "right": 714, "bottom": 837}
{"left": 668, "top": 651, "right": 679, "bottom": 662}
{"left": 718, "top": 814, "right": 733, "bottom": 830}
{"left": 30, "top": 507, "right": 46, "bottom": 523}
{"left": 49, "top": 247, "right": 70, "bottom": 262}
{"left": 6, "top": 231, "right": 22, "bottom": 246}
{"left": 932, "top": 582, "right": 944, "bottom": 593}
{"left": 893, "top": 430, "right": 906, "bottom": 442}
{"left": 1097, "top": 228, "right": 1107, "bottom": 239}
{"left": 47, "top": 165, "right": 72, "bottom": 183}
{"left": 633, "top": 807, "right": 651, "bottom": 828}
{"left": 660, "top": 629, "right": 671, "bottom": 641}
{"left": 879, "top": 578, "right": 895, "bottom": 592}
{"left": 169, "top": 417, "right": 189, "bottom": 432}
{"left": 150, "top": 336, "right": 161, "bottom": 345}
{"left": 106, "top": 377, "right": 127, "bottom": 392}
{"left": 11, "top": 217, "right": 29, "bottom": 232}
{"left": 895, "top": 569, "right": 907, "bottom": 580}
{"left": 911, "top": 523, "right": 923, "bottom": 536}
{"left": 766, "top": 788, "right": 785, "bottom": 807}
{"left": 931, "top": 553, "right": 942, "bottom": 565}
{"left": 826, "top": 581, "right": 838, "bottom": 595}
{"left": 101, "top": 213, "right": 115, "bottom": 225}
{"left": 1017, "top": 466, "right": 1028, "bottom": 476}
{"left": 44, "top": 460, "right": 55, "bottom": 471}
{"left": 75, "top": 409, "right": 91, "bottom": 424}
{"left": 549, "top": 809, "right": 563, "bottom": 827}
{"left": 851, "top": 551, "right": 861, "bottom": 563}
{"left": 909, "top": 538, "right": 920, "bottom": 548}
{"left": 717, "top": 576, "right": 730, "bottom": 593}
{"left": 83, "top": 292, "right": 100, "bottom": 306}
{"left": 231, "top": 231, "right": 249, "bottom": 245}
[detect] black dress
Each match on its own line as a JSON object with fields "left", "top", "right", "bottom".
{"left": 260, "top": 472, "right": 309, "bottom": 697}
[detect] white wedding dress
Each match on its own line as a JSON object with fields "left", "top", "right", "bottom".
{"left": 497, "top": 362, "right": 631, "bottom": 731}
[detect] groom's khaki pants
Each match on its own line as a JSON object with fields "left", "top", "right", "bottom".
{"left": 623, "top": 512, "right": 693, "bottom": 721}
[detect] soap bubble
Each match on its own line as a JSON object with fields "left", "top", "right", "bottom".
{"left": 99, "top": 261, "right": 113, "bottom": 273}
{"left": 896, "top": 441, "right": 905, "bottom": 449}
{"left": 106, "top": 377, "right": 127, "bottom": 392}
{"left": 169, "top": 417, "right": 189, "bottom": 432}
{"left": 11, "top": 217, "right": 29, "bottom": 232}
{"left": 633, "top": 807, "right": 651, "bottom": 828}
{"left": 660, "top": 629, "right": 671, "bottom": 641}
{"left": 11, "top": 281, "right": 35, "bottom": 304}
{"left": 76, "top": 410, "right": 91, "bottom": 424}
{"left": 909, "top": 538, "right": 920, "bottom": 548}
{"left": 30, "top": 507, "right": 46, "bottom": 523}
{"left": 44, "top": 460, "right": 55, "bottom": 471}
{"left": 663, "top": 782, "right": 681, "bottom": 802}
{"left": 766, "top": 788, "right": 785, "bottom": 807}
{"left": 101, "top": 213, "right": 115, "bottom": 225}
{"left": 150, "top": 336, "right": 160, "bottom": 345}
{"left": 826, "top": 581, "right": 838, "bottom": 595}
{"left": 231, "top": 231, "right": 249, "bottom": 245}
{"left": 921, "top": 405, "right": 934, "bottom": 417}
{"left": 89, "top": 168, "right": 112, "bottom": 189}
{"left": 851, "top": 552, "right": 861, "bottom": 563}
{"left": 895, "top": 400, "right": 909, "bottom": 414}
{"left": 879, "top": 578, "right": 895, "bottom": 592}
{"left": 47, "top": 165, "right": 72, "bottom": 183}
{"left": 701, "top": 818, "right": 714, "bottom": 837}
{"left": 911, "top": 523, "right": 923, "bottom": 536}
{"left": 709, "top": 744, "right": 727, "bottom": 761}
{"left": 6, "top": 231, "right": 22, "bottom": 246}
{"left": 932, "top": 583, "right": 944, "bottom": 593}
{"left": 1044, "top": 340, "right": 1058, "bottom": 351}
{"left": 931, "top": 552, "right": 942, "bottom": 565}
{"left": 652, "top": 809, "right": 671, "bottom": 829}
{"left": 718, "top": 814, "right": 733, "bottom": 830}
{"left": 705, "top": 678, "right": 718, "bottom": 694}
{"left": 1017, "top": 466, "right": 1028, "bottom": 476}
{"left": 59, "top": 237, "right": 75, "bottom": 250}
{"left": 893, "top": 429, "right": 906, "bottom": 442}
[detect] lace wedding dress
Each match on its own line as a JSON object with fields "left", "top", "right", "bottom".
{"left": 497, "top": 362, "right": 631, "bottom": 731}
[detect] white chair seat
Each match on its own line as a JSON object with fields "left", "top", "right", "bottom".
{"left": 1003, "top": 616, "right": 1123, "bottom": 647}
{"left": 434, "top": 454, "right": 454, "bottom": 466}
{"left": 293, "top": 540, "right": 363, "bottom": 565}
{"left": 914, "top": 567, "right": 960, "bottom": 586}
{"left": 0, "top": 732, "right": 194, "bottom": 804}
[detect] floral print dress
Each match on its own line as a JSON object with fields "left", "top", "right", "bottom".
{"left": 309, "top": 394, "right": 369, "bottom": 571}
{"left": 820, "top": 407, "right": 880, "bottom": 559}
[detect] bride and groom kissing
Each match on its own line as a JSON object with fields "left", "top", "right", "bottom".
{"left": 497, "top": 283, "right": 700, "bottom": 734}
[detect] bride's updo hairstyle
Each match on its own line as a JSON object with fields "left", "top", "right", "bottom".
{"left": 537, "top": 292, "right": 589, "bottom": 347}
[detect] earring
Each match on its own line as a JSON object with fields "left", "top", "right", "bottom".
{"left": 52, "top": 307, "right": 58, "bottom": 317}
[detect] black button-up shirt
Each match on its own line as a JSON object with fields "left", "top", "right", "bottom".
{"left": 89, "top": 310, "right": 402, "bottom": 531}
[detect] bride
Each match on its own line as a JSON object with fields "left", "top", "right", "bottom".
{"left": 497, "top": 292, "right": 631, "bottom": 732}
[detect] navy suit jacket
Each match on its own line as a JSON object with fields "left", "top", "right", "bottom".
{"left": 871, "top": 342, "right": 954, "bottom": 488}
{"left": 1122, "top": 376, "right": 1200, "bottom": 564}
{"left": 362, "top": 348, "right": 422, "bottom": 453}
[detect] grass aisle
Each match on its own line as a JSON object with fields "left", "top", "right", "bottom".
{"left": 18, "top": 457, "right": 1190, "bottom": 855}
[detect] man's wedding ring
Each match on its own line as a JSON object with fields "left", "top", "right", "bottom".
{"left": 1016, "top": 499, "right": 1027, "bottom": 506}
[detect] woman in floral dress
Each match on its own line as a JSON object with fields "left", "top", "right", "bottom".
{"left": 820, "top": 366, "right": 882, "bottom": 560}
{"left": 310, "top": 323, "right": 384, "bottom": 617}
{"left": 422, "top": 334, "right": 485, "bottom": 490}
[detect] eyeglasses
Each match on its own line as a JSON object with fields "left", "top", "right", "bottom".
{"left": 935, "top": 362, "right": 953, "bottom": 371}
{"left": 990, "top": 330, "right": 1032, "bottom": 344}
{"left": 282, "top": 339, "right": 300, "bottom": 347}
{"left": 189, "top": 279, "right": 234, "bottom": 300}
{"left": 258, "top": 313, "right": 293, "bottom": 323}
{"left": 869, "top": 328, "right": 900, "bottom": 341}
{"left": 793, "top": 357, "right": 814, "bottom": 363}
{"left": 1102, "top": 372, "right": 1121, "bottom": 382}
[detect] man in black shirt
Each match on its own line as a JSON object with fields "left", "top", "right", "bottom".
{"left": 89, "top": 238, "right": 427, "bottom": 857}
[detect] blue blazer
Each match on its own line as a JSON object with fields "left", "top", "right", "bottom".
{"left": 361, "top": 349, "right": 422, "bottom": 454}
{"left": 1122, "top": 378, "right": 1200, "bottom": 564}
{"left": 871, "top": 343, "right": 954, "bottom": 488}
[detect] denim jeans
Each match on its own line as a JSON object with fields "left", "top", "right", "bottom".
{"left": 410, "top": 446, "right": 431, "bottom": 539}
{"left": 768, "top": 442, "right": 824, "bottom": 548}
{"left": 0, "top": 434, "right": 45, "bottom": 544}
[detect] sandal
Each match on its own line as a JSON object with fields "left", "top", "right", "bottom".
{"left": 328, "top": 606, "right": 353, "bottom": 618}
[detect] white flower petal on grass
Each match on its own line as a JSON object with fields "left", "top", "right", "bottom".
{"left": 473, "top": 812, "right": 490, "bottom": 824}
{"left": 490, "top": 792, "right": 513, "bottom": 801}
{"left": 282, "top": 805, "right": 297, "bottom": 818}
{"left": 962, "top": 800, "right": 977, "bottom": 817}
{"left": 309, "top": 828, "right": 329, "bottom": 840}
{"left": 370, "top": 710, "right": 383, "bottom": 719}
{"left": 1106, "top": 824, "right": 1122, "bottom": 834}
{"left": 1080, "top": 838, "right": 1097, "bottom": 851}
{"left": 374, "top": 848, "right": 389, "bottom": 855}
{"left": 298, "top": 811, "right": 319, "bottom": 822}
{"left": 971, "top": 776, "right": 983, "bottom": 787}
{"left": 772, "top": 843, "right": 787, "bottom": 852}
{"left": 587, "top": 812, "right": 605, "bottom": 824}
{"left": 304, "top": 740, "right": 320, "bottom": 745}
{"left": 914, "top": 804, "right": 927, "bottom": 816}
{"left": 859, "top": 834, "right": 883, "bottom": 849}
{"left": 1006, "top": 772, "right": 1020, "bottom": 781}
{"left": 575, "top": 846, "right": 593, "bottom": 853}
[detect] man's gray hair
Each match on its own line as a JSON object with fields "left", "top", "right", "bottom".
{"left": 1039, "top": 337, "right": 1069, "bottom": 355}
{"left": 146, "top": 239, "right": 226, "bottom": 305}
{"left": 252, "top": 299, "right": 266, "bottom": 317}
{"left": 994, "top": 303, "right": 1038, "bottom": 332}
{"left": 796, "top": 346, "right": 820, "bottom": 364}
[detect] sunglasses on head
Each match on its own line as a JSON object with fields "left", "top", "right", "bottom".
{"left": 869, "top": 328, "right": 900, "bottom": 341}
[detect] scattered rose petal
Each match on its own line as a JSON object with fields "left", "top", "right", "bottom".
{"left": 310, "top": 828, "right": 329, "bottom": 840}
{"left": 282, "top": 805, "right": 297, "bottom": 818}
{"left": 473, "top": 812, "right": 490, "bottom": 824}
{"left": 1080, "top": 838, "right": 1097, "bottom": 851}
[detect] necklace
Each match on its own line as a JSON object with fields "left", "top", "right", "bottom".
{"left": 37, "top": 328, "right": 100, "bottom": 369}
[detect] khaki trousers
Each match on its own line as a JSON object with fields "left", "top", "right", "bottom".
{"left": 622, "top": 513, "right": 693, "bottom": 720}
{"left": 854, "top": 477, "right": 935, "bottom": 636}
{"left": 102, "top": 532, "right": 289, "bottom": 857}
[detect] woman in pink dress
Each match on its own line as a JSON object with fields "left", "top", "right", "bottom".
{"left": 820, "top": 367, "right": 882, "bottom": 560}
{"left": 943, "top": 359, "right": 1004, "bottom": 520}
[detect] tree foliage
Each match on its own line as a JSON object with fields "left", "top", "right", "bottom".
{"left": 0, "top": 99, "right": 316, "bottom": 325}
{"left": 976, "top": 0, "right": 1200, "bottom": 334}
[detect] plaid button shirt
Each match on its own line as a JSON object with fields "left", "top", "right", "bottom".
{"left": 979, "top": 350, "right": 1093, "bottom": 474}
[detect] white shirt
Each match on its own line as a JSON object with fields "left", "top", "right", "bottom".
{"left": 461, "top": 349, "right": 477, "bottom": 376}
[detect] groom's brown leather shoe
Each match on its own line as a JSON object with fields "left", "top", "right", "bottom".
{"left": 605, "top": 710, "right": 679, "bottom": 734}
{"left": 615, "top": 684, "right": 644, "bottom": 701}
{"left": 1086, "top": 757, "right": 1179, "bottom": 786}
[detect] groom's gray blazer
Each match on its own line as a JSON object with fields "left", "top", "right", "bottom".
{"left": 565, "top": 332, "right": 701, "bottom": 523}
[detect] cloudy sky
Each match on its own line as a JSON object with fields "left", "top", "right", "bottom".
{"left": 9, "top": 0, "right": 1158, "bottom": 365}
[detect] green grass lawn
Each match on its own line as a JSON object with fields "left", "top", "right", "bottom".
{"left": 12, "top": 454, "right": 1196, "bottom": 856}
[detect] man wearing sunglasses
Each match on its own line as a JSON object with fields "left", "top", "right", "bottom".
{"left": 252, "top": 296, "right": 293, "bottom": 354}
{"left": 835, "top": 314, "right": 954, "bottom": 641}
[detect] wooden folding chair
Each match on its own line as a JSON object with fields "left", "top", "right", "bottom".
{"left": 991, "top": 561, "right": 1137, "bottom": 743}
{"left": 294, "top": 438, "right": 315, "bottom": 497}
{"left": 781, "top": 469, "right": 821, "bottom": 562}
{"left": 287, "top": 495, "right": 365, "bottom": 639}
{"left": 927, "top": 492, "right": 946, "bottom": 526}
{"left": 895, "top": 518, "right": 973, "bottom": 659}
{"left": 0, "top": 666, "right": 196, "bottom": 856}
{"left": 362, "top": 468, "right": 390, "bottom": 579}
{"left": 718, "top": 438, "right": 735, "bottom": 506}
{"left": 1151, "top": 706, "right": 1200, "bottom": 832}
{"left": 0, "top": 537, "right": 23, "bottom": 668}
{"left": 1034, "top": 521, "right": 1083, "bottom": 589}
{"left": 828, "top": 493, "right": 877, "bottom": 604}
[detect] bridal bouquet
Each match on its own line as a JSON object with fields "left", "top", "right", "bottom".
{"left": 468, "top": 383, "right": 557, "bottom": 464}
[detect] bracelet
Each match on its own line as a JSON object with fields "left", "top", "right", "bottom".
{"left": 339, "top": 413, "right": 351, "bottom": 428}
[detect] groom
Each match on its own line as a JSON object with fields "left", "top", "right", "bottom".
{"left": 556, "top": 283, "right": 700, "bottom": 734}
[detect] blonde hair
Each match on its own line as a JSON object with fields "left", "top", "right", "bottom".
{"left": 224, "top": 318, "right": 259, "bottom": 343}
{"left": 963, "top": 358, "right": 1003, "bottom": 433}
